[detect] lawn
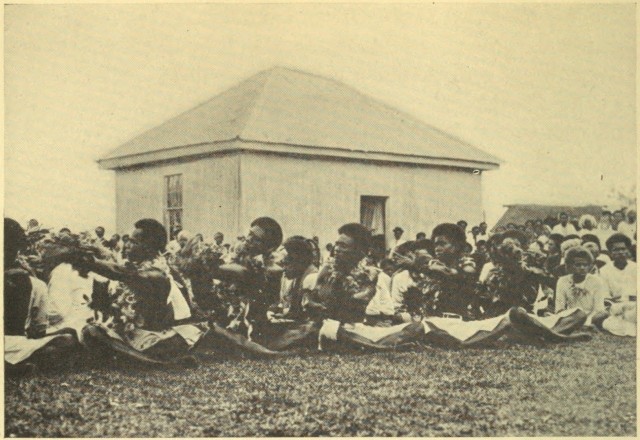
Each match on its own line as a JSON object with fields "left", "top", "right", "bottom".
{"left": 5, "top": 333, "right": 636, "bottom": 437}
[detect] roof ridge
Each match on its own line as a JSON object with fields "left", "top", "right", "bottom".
{"left": 160, "top": 69, "right": 272, "bottom": 127}
{"left": 237, "top": 68, "right": 276, "bottom": 139}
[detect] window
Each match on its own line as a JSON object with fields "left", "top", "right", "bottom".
{"left": 165, "top": 174, "right": 183, "bottom": 238}
{"left": 361, "top": 196, "right": 387, "bottom": 258}
{"left": 360, "top": 196, "right": 386, "bottom": 236}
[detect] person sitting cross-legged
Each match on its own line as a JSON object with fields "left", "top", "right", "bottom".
{"left": 599, "top": 233, "right": 637, "bottom": 303}
{"left": 268, "top": 236, "right": 318, "bottom": 321}
{"left": 4, "top": 218, "right": 78, "bottom": 374}
{"left": 478, "top": 230, "right": 554, "bottom": 318}
{"left": 414, "top": 223, "right": 479, "bottom": 320}
{"left": 555, "top": 246, "right": 607, "bottom": 325}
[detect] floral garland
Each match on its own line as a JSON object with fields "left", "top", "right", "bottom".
{"left": 87, "top": 258, "right": 163, "bottom": 338}
{"left": 481, "top": 250, "right": 549, "bottom": 314}
{"left": 209, "top": 251, "right": 271, "bottom": 338}
{"left": 414, "top": 256, "right": 477, "bottom": 318}
{"left": 323, "top": 258, "right": 378, "bottom": 300}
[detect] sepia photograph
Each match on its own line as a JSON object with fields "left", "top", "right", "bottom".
{"left": 4, "top": 2, "right": 637, "bottom": 437}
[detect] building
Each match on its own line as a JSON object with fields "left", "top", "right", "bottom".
{"left": 99, "top": 67, "right": 500, "bottom": 248}
{"left": 493, "top": 204, "right": 603, "bottom": 230}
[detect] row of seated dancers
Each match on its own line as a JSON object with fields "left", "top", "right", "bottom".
{"left": 5, "top": 216, "right": 636, "bottom": 371}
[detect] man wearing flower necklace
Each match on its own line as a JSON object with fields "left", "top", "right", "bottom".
{"left": 80, "top": 218, "right": 207, "bottom": 363}
{"left": 208, "top": 217, "right": 284, "bottom": 340}
{"left": 307, "top": 223, "right": 425, "bottom": 350}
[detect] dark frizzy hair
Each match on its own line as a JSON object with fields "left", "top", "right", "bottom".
{"left": 565, "top": 246, "right": 594, "bottom": 266}
{"left": 500, "top": 229, "right": 528, "bottom": 247}
{"left": 605, "top": 233, "right": 632, "bottom": 252}
{"left": 431, "top": 223, "right": 466, "bottom": 246}
{"left": 5, "top": 218, "right": 27, "bottom": 259}
{"left": 250, "top": 217, "right": 283, "bottom": 251}
{"left": 338, "top": 223, "right": 371, "bottom": 254}
{"left": 134, "top": 218, "right": 168, "bottom": 254}
{"left": 283, "top": 235, "right": 314, "bottom": 265}
{"left": 581, "top": 234, "right": 601, "bottom": 249}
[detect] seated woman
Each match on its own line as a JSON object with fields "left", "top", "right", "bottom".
{"left": 599, "top": 233, "right": 636, "bottom": 302}
{"left": 4, "top": 218, "right": 77, "bottom": 373}
{"left": 268, "top": 236, "right": 318, "bottom": 321}
{"left": 592, "top": 233, "right": 636, "bottom": 337}
{"left": 580, "top": 234, "right": 610, "bottom": 274}
{"left": 555, "top": 246, "right": 607, "bottom": 324}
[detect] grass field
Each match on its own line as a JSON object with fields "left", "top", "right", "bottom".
{"left": 5, "top": 333, "right": 636, "bottom": 437}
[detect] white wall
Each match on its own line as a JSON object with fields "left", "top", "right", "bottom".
{"left": 240, "top": 152, "right": 484, "bottom": 248}
{"left": 114, "top": 151, "right": 485, "bottom": 248}
{"left": 115, "top": 153, "right": 240, "bottom": 239}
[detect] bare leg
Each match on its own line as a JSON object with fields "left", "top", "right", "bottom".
{"left": 199, "top": 323, "right": 290, "bottom": 358}
{"left": 260, "top": 321, "right": 321, "bottom": 351}
{"left": 508, "top": 307, "right": 592, "bottom": 343}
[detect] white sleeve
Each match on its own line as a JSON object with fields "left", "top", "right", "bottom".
{"left": 302, "top": 273, "right": 318, "bottom": 290}
{"left": 26, "top": 277, "right": 52, "bottom": 331}
{"left": 554, "top": 277, "right": 568, "bottom": 313}
{"left": 391, "top": 271, "right": 412, "bottom": 313}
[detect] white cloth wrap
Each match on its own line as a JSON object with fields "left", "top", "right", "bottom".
{"left": 422, "top": 315, "right": 506, "bottom": 342}
{"left": 4, "top": 335, "right": 63, "bottom": 365}
{"left": 341, "top": 322, "right": 412, "bottom": 342}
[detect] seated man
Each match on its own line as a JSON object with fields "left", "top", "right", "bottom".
{"left": 80, "top": 218, "right": 209, "bottom": 364}
{"left": 4, "top": 218, "right": 77, "bottom": 373}
{"left": 305, "top": 223, "right": 425, "bottom": 350}
{"left": 209, "top": 217, "right": 284, "bottom": 339}
{"left": 305, "top": 223, "right": 378, "bottom": 323}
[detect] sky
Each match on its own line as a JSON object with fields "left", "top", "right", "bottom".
{"left": 4, "top": 3, "right": 637, "bottom": 233}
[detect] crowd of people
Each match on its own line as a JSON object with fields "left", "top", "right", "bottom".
{"left": 5, "top": 207, "right": 637, "bottom": 373}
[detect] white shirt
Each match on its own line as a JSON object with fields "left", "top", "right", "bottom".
{"left": 599, "top": 260, "right": 637, "bottom": 301}
{"left": 390, "top": 238, "right": 407, "bottom": 252}
{"left": 47, "top": 263, "right": 94, "bottom": 325}
{"left": 618, "top": 221, "right": 637, "bottom": 242}
{"left": 479, "top": 261, "right": 495, "bottom": 283}
{"left": 551, "top": 223, "right": 578, "bottom": 236}
{"left": 555, "top": 273, "right": 607, "bottom": 316}
{"left": 390, "top": 270, "right": 417, "bottom": 314}
{"left": 365, "top": 271, "right": 394, "bottom": 316}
